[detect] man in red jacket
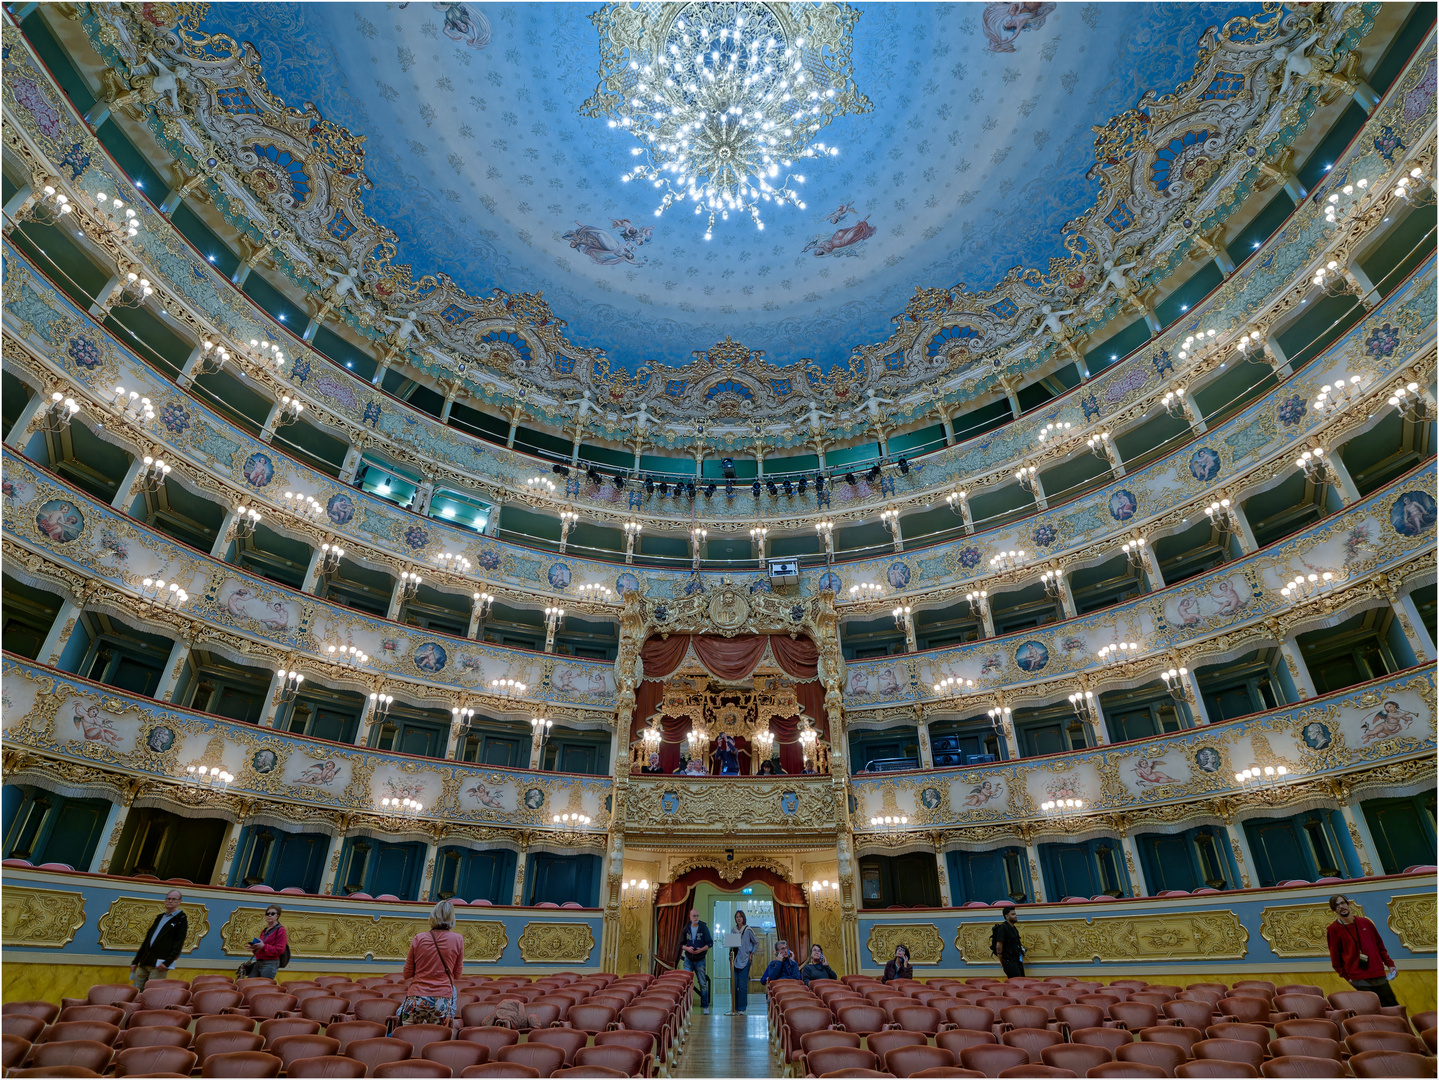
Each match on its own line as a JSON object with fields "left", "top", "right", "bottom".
{"left": 1326, "top": 894, "right": 1399, "bottom": 1007}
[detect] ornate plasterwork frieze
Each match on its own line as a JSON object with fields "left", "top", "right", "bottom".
{"left": 1387, "top": 893, "right": 1437, "bottom": 953}
{"left": 1260, "top": 899, "right": 1366, "bottom": 958}
{"left": 220, "top": 906, "right": 510, "bottom": 962}
{"left": 517, "top": 922, "right": 596, "bottom": 965}
{"left": 952, "top": 910, "right": 1248, "bottom": 964}
{"left": 68, "top": 4, "right": 1378, "bottom": 447}
{"left": 0, "top": 886, "right": 87, "bottom": 948}
{"left": 97, "top": 897, "right": 211, "bottom": 953}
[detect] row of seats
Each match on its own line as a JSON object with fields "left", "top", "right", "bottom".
{"left": 766, "top": 973, "right": 1436, "bottom": 1078}
{"left": 1, "top": 967, "right": 698, "bottom": 1077}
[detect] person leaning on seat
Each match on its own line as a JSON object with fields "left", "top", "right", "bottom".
{"left": 1327, "top": 893, "right": 1401, "bottom": 1008}
{"left": 130, "top": 889, "right": 188, "bottom": 991}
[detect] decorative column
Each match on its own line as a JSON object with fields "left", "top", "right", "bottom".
{"left": 1054, "top": 570, "right": 1078, "bottom": 619}
{"left": 1335, "top": 799, "right": 1378, "bottom": 878}
{"left": 1119, "top": 832, "right": 1148, "bottom": 898}
{"left": 5, "top": 391, "right": 57, "bottom": 450}
{"left": 1224, "top": 820, "right": 1257, "bottom": 889}
{"left": 914, "top": 713, "right": 933, "bottom": 769}
{"left": 299, "top": 547, "right": 326, "bottom": 595}
{"left": 1224, "top": 498, "right": 1260, "bottom": 555}
{"left": 354, "top": 691, "right": 383, "bottom": 747}
{"left": 1384, "top": 577, "right": 1436, "bottom": 662}
{"left": 111, "top": 457, "right": 148, "bottom": 510}
{"left": 1269, "top": 620, "right": 1317, "bottom": 700}
{"left": 1183, "top": 668, "right": 1213, "bottom": 726}
{"left": 512, "top": 835, "right": 530, "bottom": 906}
{"left": 937, "top": 407, "right": 955, "bottom": 446}
{"left": 38, "top": 598, "right": 83, "bottom": 667}
{"left": 212, "top": 817, "right": 246, "bottom": 886}
{"left": 1139, "top": 542, "right": 1166, "bottom": 591}
{"left": 1084, "top": 691, "right": 1110, "bottom": 746}
{"left": 339, "top": 447, "right": 363, "bottom": 484}
{"left": 1024, "top": 841, "right": 1046, "bottom": 903}
{"left": 1191, "top": 227, "right": 1237, "bottom": 275}
{"left": 1323, "top": 452, "right": 1362, "bottom": 507}
{"left": 153, "top": 640, "right": 190, "bottom": 703}
{"left": 445, "top": 718, "right": 465, "bottom": 761}
{"left": 1262, "top": 336, "right": 1296, "bottom": 379}
{"left": 87, "top": 798, "right": 127, "bottom": 874}
{"left": 418, "top": 839, "right": 439, "bottom": 901}
{"left": 933, "top": 838, "right": 952, "bottom": 908}
{"left": 257, "top": 669, "right": 289, "bottom": 729}
{"left": 317, "top": 830, "right": 347, "bottom": 896}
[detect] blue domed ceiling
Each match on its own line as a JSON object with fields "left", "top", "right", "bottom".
{"left": 197, "top": 2, "right": 1260, "bottom": 371}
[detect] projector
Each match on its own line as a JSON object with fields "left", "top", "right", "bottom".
{"left": 766, "top": 558, "right": 800, "bottom": 583}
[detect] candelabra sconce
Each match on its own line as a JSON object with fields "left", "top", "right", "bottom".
{"left": 989, "top": 549, "right": 1025, "bottom": 573}
{"left": 689, "top": 527, "right": 707, "bottom": 569}
{"left": 987, "top": 706, "right": 1012, "bottom": 737}
{"left": 544, "top": 606, "right": 565, "bottom": 652}
{"left": 489, "top": 677, "right": 528, "bottom": 700}
{"left": 749, "top": 526, "right": 768, "bottom": 565}
{"left": 1279, "top": 571, "right": 1337, "bottom": 602}
{"left": 848, "top": 581, "right": 884, "bottom": 603}
{"left": 964, "top": 589, "right": 989, "bottom": 624}
{"left": 1086, "top": 431, "right": 1113, "bottom": 462}
{"left": 183, "top": 765, "right": 233, "bottom": 794}
{"left": 1162, "top": 386, "right": 1189, "bottom": 420}
{"left": 559, "top": 510, "right": 579, "bottom": 554}
{"left": 109, "top": 386, "right": 155, "bottom": 425}
{"left": 139, "top": 577, "right": 189, "bottom": 609}
{"left": 621, "top": 878, "right": 654, "bottom": 908}
{"left": 1388, "top": 167, "right": 1430, "bottom": 205}
{"left": 527, "top": 476, "right": 557, "bottom": 494}
{"left": 369, "top": 692, "right": 394, "bottom": 722}
{"left": 313, "top": 544, "right": 343, "bottom": 579}
{"left": 228, "top": 504, "right": 261, "bottom": 542}
{"left": 880, "top": 508, "right": 903, "bottom": 552}
{"left": 685, "top": 726, "right": 708, "bottom": 759}
{"left": 891, "top": 604, "right": 913, "bottom": 633}
{"left": 90, "top": 190, "right": 139, "bottom": 239}
{"left": 452, "top": 705, "right": 475, "bottom": 735}
{"left": 1235, "top": 765, "right": 1292, "bottom": 790}
{"left": 1040, "top": 569, "right": 1063, "bottom": 601}
{"left": 532, "top": 708, "right": 553, "bottom": 745}
{"left": 244, "top": 338, "right": 286, "bottom": 370}
{"left": 945, "top": 488, "right": 968, "bottom": 515}
{"left": 807, "top": 879, "right": 840, "bottom": 907}
{"left": 933, "top": 675, "right": 975, "bottom": 698}
{"left": 1388, "top": 381, "right": 1431, "bottom": 421}
{"left": 112, "top": 272, "right": 154, "bottom": 310}
{"left": 1205, "top": 499, "right": 1239, "bottom": 537}
{"left": 398, "top": 570, "right": 422, "bottom": 601}
{"left": 815, "top": 519, "right": 834, "bottom": 562}
{"left": 1121, "top": 537, "right": 1147, "bottom": 571}
{"left": 274, "top": 396, "right": 305, "bottom": 428}
{"left": 1041, "top": 797, "right": 1086, "bottom": 814}
{"left": 1235, "top": 331, "right": 1267, "bottom": 364}
{"left": 1295, "top": 447, "right": 1334, "bottom": 485}
{"left": 623, "top": 520, "right": 642, "bottom": 563}
{"left": 1178, "top": 329, "right": 1218, "bottom": 362}
{"left": 30, "top": 182, "right": 73, "bottom": 225}
{"left": 1097, "top": 641, "right": 1139, "bottom": 664}
{"left": 798, "top": 723, "right": 821, "bottom": 772}
{"left": 869, "top": 815, "right": 911, "bottom": 837}
{"left": 275, "top": 668, "right": 304, "bottom": 704}
{"left": 1160, "top": 667, "right": 1193, "bottom": 703}
{"left": 1324, "top": 177, "right": 1370, "bottom": 225}
{"left": 325, "top": 644, "right": 369, "bottom": 668}
{"left": 195, "top": 340, "right": 232, "bottom": 377}
{"left": 754, "top": 727, "right": 774, "bottom": 761}
{"left": 436, "top": 551, "right": 472, "bottom": 574}
{"left": 551, "top": 812, "right": 593, "bottom": 834}
{"left": 283, "top": 491, "right": 325, "bottom": 522}
{"left": 472, "top": 590, "right": 494, "bottom": 619}
{"left": 1015, "top": 465, "right": 1038, "bottom": 494}
{"left": 135, "top": 456, "right": 172, "bottom": 495}
{"left": 1069, "top": 690, "right": 1099, "bottom": 723}
{"left": 379, "top": 796, "right": 424, "bottom": 821}
{"left": 1312, "top": 260, "right": 1361, "bottom": 299}
{"left": 39, "top": 392, "right": 80, "bottom": 434}
{"left": 577, "top": 583, "right": 614, "bottom": 602}
{"left": 1037, "top": 421, "right": 1072, "bottom": 446}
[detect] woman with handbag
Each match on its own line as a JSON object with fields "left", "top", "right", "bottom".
{"left": 397, "top": 900, "right": 465, "bottom": 1027}
{"left": 242, "top": 904, "right": 288, "bottom": 979}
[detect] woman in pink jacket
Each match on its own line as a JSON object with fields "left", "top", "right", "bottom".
{"left": 398, "top": 900, "right": 465, "bottom": 1026}
{"left": 244, "top": 904, "right": 288, "bottom": 979}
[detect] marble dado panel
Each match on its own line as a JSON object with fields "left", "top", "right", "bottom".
{"left": 849, "top": 666, "right": 1436, "bottom": 833}
{"left": 1, "top": 659, "right": 613, "bottom": 832}
{"left": 4, "top": 246, "right": 1435, "bottom": 611}
{"left": 0, "top": 447, "right": 616, "bottom": 712}
{"left": 2, "top": 23, "right": 1433, "bottom": 514}
{"left": 844, "top": 464, "right": 1438, "bottom": 710}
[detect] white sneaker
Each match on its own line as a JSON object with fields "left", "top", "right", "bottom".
{"left": 702, "top": 1006, "right": 710, "bottom": 1014}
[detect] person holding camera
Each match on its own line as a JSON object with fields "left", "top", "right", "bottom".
{"left": 242, "top": 904, "right": 289, "bottom": 979}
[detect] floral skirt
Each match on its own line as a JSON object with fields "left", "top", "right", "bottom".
{"left": 397, "top": 992, "right": 457, "bottom": 1027}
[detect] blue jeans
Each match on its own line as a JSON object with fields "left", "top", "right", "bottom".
{"left": 683, "top": 955, "right": 709, "bottom": 1008}
{"left": 734, "top": 963, "right": 751, "bottom": 1013}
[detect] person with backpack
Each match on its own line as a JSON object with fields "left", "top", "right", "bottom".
{"left": 243, "top": 904, "right": 289, "bottom": 979}
{"left": 398, "top": 900, "right": 465, "bottom": 1026}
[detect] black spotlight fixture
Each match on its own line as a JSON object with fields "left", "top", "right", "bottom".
{"left": 751, "top": 480, "right": 761, "bottom": 497}
{"left": 766, "top": 480, "right": 778, "bottom": 497}
{"left": 613, "top": 473, "right": 626, "bottom": 488}
{"left": 686, "top": 482, "right": 696, "bottom": 499}
{"left": 586, "top": 467, "right": 602, "bottom": 484}
{"left": 798, "top": 477, "right": 808, "bottom": 495}
{"left": 552, "top": 462, "right": 570, "bottom": 476}
{"left": 897, "top": 457, "right": 910, "bottom": 474}
{"left": 658, "top": 481, "right": 669, "bottom": 496}
{"left": 726, "top": 479, "right": 735, "bottom": 497}
{"left": 814, "top": 474, "right": 825, "bottom": 492}
{"left": 845, "top": 472, "right": 858, "bottom": 486}
{"left": 868, "top": 464, "right": 882, "bottom": 482}
{"left": 721, "top": 457, "right": 737, "bottom": 479}
{"left": 644, "top": 477, "right": 655, "bottom": 494}
{"left": 783, "top": 479, "right": 794, "bottom": 496}
{"left": 705, "top": 482, "right": 716, "bottom": 497}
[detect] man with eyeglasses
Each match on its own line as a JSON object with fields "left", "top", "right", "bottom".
{"left": 1327, "top": 894, "right": 1400, "bottom": 1008}
{"left": 130, "top": 890, "right": 188, "bottom": 990}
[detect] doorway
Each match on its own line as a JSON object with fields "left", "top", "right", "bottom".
{"left": 691, "top": 881, "right": 777, "bottom": 1011}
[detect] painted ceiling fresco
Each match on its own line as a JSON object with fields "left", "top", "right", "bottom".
{"left": 194, "top": 1, "right": 1259, "bottom": 371}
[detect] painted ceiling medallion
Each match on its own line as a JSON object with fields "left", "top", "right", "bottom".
{"left": 582, "top": 1, "right": 870, "bottom": 236}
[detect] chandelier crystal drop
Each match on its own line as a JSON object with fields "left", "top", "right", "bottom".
{"left": 588, "top": 1, "right": 869, "bottom": 237}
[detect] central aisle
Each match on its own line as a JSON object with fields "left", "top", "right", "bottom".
{"left": 675, "top": 1008, "right": 778, "bottom": 1078}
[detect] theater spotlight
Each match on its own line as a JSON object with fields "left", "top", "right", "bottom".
{"left": 658, "top": 481, "right": 669, "bottom": 495}
{"left": 814, "top": 474, "right": 825, "bottom": 492}
{"left": 686, "top": 482, "right": 696, "bottom": 499}
{"left": 898, "top": 458, "right": 910, "bottom": 474}
{"left": 586, "top": 468, "right": 602, "bottom": 484}
{"left": 613, "top": 473, "right": 626, "bottom": 488}
{"left": 868, "top": 465, "right": 882, "bottom": 482}
{"left": 845, "top": 472, "right": 857, "bottom": 486}
{"left": 766, "top": 480, "right": 778, "bottom": 497}
{"left": 725, "top": 479, "right": 735, "bottom": 497}
{"left": 751, "top": 480, "right": 761, "bottom": 497}
{"left": 783, "top": 479, "right": 794, "bottom": 496}
{"left": 722, "top": 457, "right": 737, "bottom": 479}
{"left": 644, "top": 478, "right": 655, "bottom": 494}
{"left": 798, "top": 477, "right": 808, "bottom": 495}
{"left": 552, "top": 463, "right": 570, "bottom": 476}
{"left": 705, "top": 483, "right": 716, "bottom": 497}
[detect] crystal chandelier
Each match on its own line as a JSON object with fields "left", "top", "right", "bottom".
{"left": 586, "top": 1, "right": 868, "bottom": 237}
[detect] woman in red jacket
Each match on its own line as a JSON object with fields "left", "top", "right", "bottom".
{"left": 244, "top": 904, "right": 288, "bottom": 979}
{"left": 398, "top": 899, "right": 465, "bottom": 1026}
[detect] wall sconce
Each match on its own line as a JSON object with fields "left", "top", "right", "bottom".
{"left": 622, "top": 878, "right": 653, "bottom": 907}
{"left": 1235, "top": 331, "right": 1265, "bottom": 363}
{"left": 749, "top": 526, "right": 768, "bottom": 564}
{"left": 1295, "top": 447, "right": 1334, "bottom": 484}
{"left": 642, "top": 725, "right": 662, "bottom": 752}
{"left": 1162, "top": 386, "right": 1188, "bottom": 420}
{"left": 544, "top": 606, "right": 565, "bottom": 647}
{"left": 135, "top": 456, "right": 172, "bottom": 494}
{"left": 1037, "top": 421, "right": 1072, "bottom": 446}
{"left": 1015, "top": 465, "right": 1038, "bottom": 494}
{"left": 1177, "top": 329, "right": 1217, "bottom": 363}
{"left": 452, "top": 705, "right": 475, "bottom": 733}
{"left": 473, "top": 590, "right": 494, "bottom": 618}
{"left": 436, "top": 552, "right": 472, "bottom": 573}
{"left": 1312, "top": 376, "right": 1364, "bottom": 415}
{"left": 689, "top": 527, "right": 707, "bottom": 568}
{"left": 489, "top": 677, "right": 528, "bottom": 699}
{"left": 577, "top": 583, "right": 614, "bottom": 602}
{"left": 1040, "top": 569, "right": 1063, "bottom": 600}
{"left": 273, "top": 396, "right": 305, "bottom": 428}
{"left": 183, "top": 765, "right": 232, "bottom": 794}
{"left": 369, "top": 692, "right": 394, "bottom": 722}
{"left": 140, "top": 577, "right": 189, "bottom": 608}
{"left": 110, "top": 272, "right": 154, "bottom": 310}
{"left": 869, "top": 815, "right": 910, "bottom": 832}
{"left": 1324, "top": 177, "right": 1369, "bottom": 225}
{"left": 244, "top": 338, "right": 286, "bottom": 370}
{"left": 945, "top": 488, "right": 967, "bottom": 515}
{"left": 31, "top": 182, "right": 73, "bottom": 224}
{"left": 91, "top": 190, "right": 139, "bottom": 239}
{"left": 807, "top": 879, "right": 840, "bottom": 906}
{"left": 685, "top": 725, "right": 709, "bottom": 758}
{"left": 39, "top": 392, "right": 80, "bottom": 434}
{"left": 398, "top": 570, "right": 422, "bottom": 600}
{"left": 989, "top": 549, "right": 1025, "bottom": 573}
{"left": 1121, "top": 537, "right": 1147, "bottom": 570}
{"left": 798, "top": 722, "right": 820, "bottom": 770}
{"left": 1041, "top": 797, "right": 1085, "bottom": 814}
{"left": 891, "top": 605, "right": 913, "bottom": 633}
{"left": 1388, "top": 381, "right": 1431, "bottom": 421}
{"left": 559, "top": 510, "right": 579, "bottom": 554}
{"left": 108, "top": 386, "right": 154, "bottom": 425}
{"left": 195, "top": 340, "right": 231, "bottom": 376}
{"left": 754, "top": 728, "right": 774, "bottom": 758}
{"left": 1205, "top": 499, "right": 1239, "bottom": 536}
{"left": 622, "top": 520, "right": 642, "bottom": 563}
{"left": 532, "top": 711, "right": 554, "bottom": 751}
{"left": 1388, "top": 166, "right": 1427, "bottom": 204}
{"left": 1069, "top": 690, "right": 1099, "bottom": 722}
{"left": 1097, "top": 641, "right": 1139, "bottom": 664}
{"left": 815, "top": 519, "right": 834, "bottom": 561}
{"left": 1086, "top": 431, "right": 1112, "bottom": 461}
{"left": 552, "top": 812, "right": 593, "bottom": 833}
{"left": 379, "top": 796, "right": 423, "bottom": 821}
{"left": 987, "top": 705, "right": 1012, "bottom": 735}
{"left": 275, "top": 668, "right": 304, "bottom": 703}
{"left": 965, "top": 590, "right": 988, "bottom": 627}
{"left": 1160, "top": 667, "right": 1193, "bottom": 703}
{"left": 1235, "top": 765, "right": 1292, "bottom": 790}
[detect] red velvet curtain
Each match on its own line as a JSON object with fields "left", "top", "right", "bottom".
{"left": 689, "top": 635, "right": 768, "bottom": 681}
{"left": 773, "top": 880, "right": 812, "bottom": 959}
{"left": 654, "top": 880, "right": 692, "bottom": 972}
{"left": 652, "top": 867, "right": 811, "bottom": 973}
{"left": 770, "top": 636, "right": 819, "bottom": 680}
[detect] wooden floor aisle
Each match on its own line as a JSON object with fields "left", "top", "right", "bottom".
{"left": 674, "top": 1008, "right": 779, "bottom": 1078}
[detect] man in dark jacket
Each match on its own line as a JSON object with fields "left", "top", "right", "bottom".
{"left": 991, "top": 905, "right": 1024, "bottom": 978}
{"left": 680, "top": 908, "right": 714, "bottom": 1013}
{"left": 130, "top": 889, "right": 189, "bottom": 991}
{"left": 759, "top": 939, "right": 802, "bottom": 985}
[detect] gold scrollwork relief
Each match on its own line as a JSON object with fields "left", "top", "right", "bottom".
{"left": 517, "top": 922, "right": 596, "bottom": 964}
{"left": 865, "top": 924, "right": 944, "bottom": 966}
{"left": 219, "top": 907, "right": 510, "bottom": 962}
{"left": 1387, "top": 894, "right": 1436, "bottom": 953}
{"left": 1, "top": 886, "right": 86, "bottom": 948}
{"left": 955, "top": 911, "right": 1247, "bottom": 964}
{"left": 1260, "top": 901, "right": 1365, "bottom": 959}
{"left": 97, "top": 898, "right": 210, "bottom": 954}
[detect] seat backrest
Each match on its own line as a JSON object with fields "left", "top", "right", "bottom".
{"left": 199, "top": 1049, "right": 283, "bottom": 1077}
{"left": 56, "top": 1006, "right": 123, "bottom": 1027}
{"left": 867, "top": 1030, "right": 926, "bottom": 1059}
{"left": 1218, "top": 997, "right": 1271, "bottom": 1023}
{"left": 127, "top": 1009, "right": 191, "bottom": 1030}
{"left": 247, "top": 994, "right": 299, "bottom": 1021}
{"left": 191, "top": 990, "right": 244, "bottom": 1015}
{"left": 1069, "top": 1027, "right": 1132, "bottom": 1055}
{"left": 460, "top": 1064, "right": 542, "bottom": 1078}
{"left": 117, "top": 1024, "right": 191, "bottom": 1050}
{"left": 1164, "top": 1000, "right": 1216, "bottom": 1029}
{"left": 1274, "top": 995, "right": 1329, "bottom": 1020}
{"left": 573, "top": 1045, "right": 645, "bottom": 1076}
{"left": 801, "top": 1030, "right": 863, "bottom": 1054}
{"left": 1002, "top": 1026, "right": 1064, "bottom": 1063}
{"left": 85, "top": 985, "right": 137, "bottom": 1008}
{"left": 2, "top": 1003, "right": 59, "bottom": 1024}
{"left": 1117, "top": 1041, "right": 1187, "bottom": 1071}
{"left": 1345, "top": 1030, "right": 1426, "bottom": 1056}
{"left": 1041, "top": 1042, "right": 1113, "bottom": 1072}
{"left": 562, "top": 1004, "right": 617, "bottom": 1034}
{"left": 999, "top": 1005, "right": 1050, "bottom": 1031}
{"left": 1055, "top": 1004, "right": 1105, "bottom": 1031}
{"left": 373, "top": 1059, "right": 450, "bottom": 1078}
{"left": 460, "top": 1027, "right": 522, "bottom": 1055}
{"left": 113, "top": 1045, "right": 196, "bottom": 1077}
{"left": 944, "top": 1005, "right": 996, "bottom": 1033}
{"left": 137, "top": 983, "right": 190, "bottom": 1010}
{"left": 1088, "top": 1064, "right": 1169, "bottom": 1078}
{"left": 528, "top": 1029, "right": 588, "bottom": 1065}
{"left": 936, "top": 1029, "right": 996, "bottom": 1055}
{"left": 1273, "top": 1019, "right": 1340, "bottom": 1042}
{"left": 1259, "top": 1055, "right": 1345, "bottom": 1078}
{"left": 1206, "top": 1022, "right": 1270, "bottom": 1049}
{"left": 1193, "top": 1037, "right": 1264, "bottom": 1069}
{"left": 38, "top": 1022, "right": 120, "bottom": 1047}
{"left": 28, "top": 1039, "right": 115, "bottom": 1072}
{"left": 883, "top": 1044, "right": 954, "bottom": 1077}
{"left": 1268, "top": 1036, "right": 1342, "bottom": 1061}
{"left": 833, "top": 1003, "right": 886, "bottom": 1036}
{"left": 1348, "top": 1049, "right": 1432, "bottom": 1078}
{"left": 497, "top": 1042, "right": 567, "bottom": 1077}
{"left": 193, "top": 1015, "right": 255, "bottom": 1037}
{"left": 2, "top": 1016, "right": 46, "bottom": 1042}
{"left": 1109, "top": 1001, "right": 1159, "bottom": 1030}
{"left": 805, "top": 1046, "right": 879, "bottom": 1075}
{"left": 351, "top": 998, "right": 400, "bottom": 1023}
{"left": 1274, "top": 985, "right": 1324, "bottom": 998}
{"left": 284, "top": 1055, "right": 368, "bottom": 1078}
{"left": 959, "top": 1042, "right": 1030, "bottom": 1075}
{"left": 270, "top": 1034, "right": 340, "bottom": 1068}
{"left": 421, "top": 1041, "right": 491, "bottom": 1071}
{"left": 1342, "top": 1015, "right": 1412, "bottom": 1036}
{"left": 258, "top": 1018, "right": 321, "bottom": 1047}
{"left": 893, "top": 1006, "right": 944, "bottom": 1034}
{"left": 345, "top": 1037, "right": 413, "bottom": 1070}
{"left": 1176, "top": 1061, "right": 1258, "bottom": 1078}
{"left": 1326, "top": 991, "right": 1380, "bottom": 1016}
{"left": 1139, "top": 1025, "right": 1204, "bottom": 1053}
{"left": 298, "top": 997, "right": 349, "bottom": 1025}
{"left": 323, "top": 1021, "right": 386, "bottom": 1054}
{"left": 195, "top": 1030, "right": 266, "bottom": 1064}
{"left": 393, "top": 1024, "right": 455, "bottom": 1052}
